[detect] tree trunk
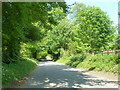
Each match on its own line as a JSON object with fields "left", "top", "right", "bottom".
{"left": 33, "top": 51, "right": 37, "bottom": 59}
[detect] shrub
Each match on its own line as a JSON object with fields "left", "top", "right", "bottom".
{"left": 114, "top": 53, "right": 120, "bottom": 64}
{"left": 37, "top": 51, "right": 47, "bottom": 60}
{"left": 60, "top": 48, "right": 71, "bottom": 58}
{"left": 70, "top": 56, "right": 80, "bottom": 62}
{"left": 72, "top": 60, "right": 80, "bottom": 67}
{"left": 70, "top": 54, "right": 87, "bottom": 62}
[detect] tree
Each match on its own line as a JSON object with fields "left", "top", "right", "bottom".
{"left": 71, "top": 3, "right": 115, "bottom": 52}
{"left": 46, "top": 19, "right": 74, "bottom": 60}
{"left": 2, "top": 2, "right": 68, "bottom": 63}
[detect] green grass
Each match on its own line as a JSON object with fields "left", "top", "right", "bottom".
{"left": 57, "top": 57, "right": 71, "bottom": 64}
{"left": 2, "top": 58, "right": 39, "bottom": 87}
{"left": 57, "top": 53, "right": 120, "bottom": 73}
{"left": 77, "top": 53, "right": 119, "bottom": 73}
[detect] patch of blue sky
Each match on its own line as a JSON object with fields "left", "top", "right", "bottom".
{"left": 65, "top": 0, "right": 119, "bottom": 26}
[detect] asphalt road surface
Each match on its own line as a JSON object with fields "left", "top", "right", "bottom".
{"left": 20, "top": 61, "right": 118, "bottom": 88}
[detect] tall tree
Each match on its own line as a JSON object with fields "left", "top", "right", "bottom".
{"left": 71, "top": 3, "right": 115, "bottom": 52}
{"left": 2, "top": 2, "right": 68, "bottom": 63}
{"left": 46, "top": 19, "right": 73, "bottom": 60}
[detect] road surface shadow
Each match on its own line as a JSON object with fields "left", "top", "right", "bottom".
{"left": 20, "top": 61, "right": 118, "bottom": 88}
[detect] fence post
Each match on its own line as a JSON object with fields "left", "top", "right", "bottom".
{"left": 102, "top": 51, "right": 103, "bottom": 56}
{"left": 107, "top": 50, "right": 109, "bottom": 55}
{"left": 115, "top": 50, "right": 117, "bottom": 54}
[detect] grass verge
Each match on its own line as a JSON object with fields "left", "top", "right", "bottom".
{"left": 2, "top": 58, "right": 39, "bottom": 87}
{"left": 57, "top": 53, "right": 120, "bottom": 73}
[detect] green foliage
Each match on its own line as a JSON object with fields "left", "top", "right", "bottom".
{"left": 66, "top": 54, "right": 87, "bottom": 67}
{"left": 2, "top": 2, "right": 68, "bottom": 63}
{"left": 23, "top": 24, "right": 43, "bottom": 42}
{"left": 2, "top": 2, "right": 70, "bottom": 87}
{"left": 57, "top": 53, "right": 119, "bottom": 73}
{"left": 20, "top": 41, "right": 48, "bottom": 60}
{"left": 45, "top": 3, "right": 116, "bottom": 60}
{"left": 77, "top": 53, "right": 119, "bottom": 73}
{"left": 37, "top": 51, "right": 48, "bottom": 60}
{"left": 20, "top": 43, "right": 32, "bottom": 58}
{"left": 60, "top": 48, "right": 71, "bottom": 58}
{"left": 2, "top": 58, "right": 38, "bottom": 87}
{"left": 47, "top": 19, "right": 74, "bottom": 59}
{"left": 71, "top": 3, "right": 115, "bottom": 52}
{"left": 70, "top": 56, "right": 81, "bottom": 62}
{"left": 115, "top": 33, "right": 120, "bottom": 49}
{"left": 2, "top": 2, "right": 119, "bottom": 87}
{"left": 57, "top": 57, "right": 71, "bottom": 64}
{"left": 46, "top": 54, "right": 53, "bottom": 60}
{"left": 48, "top": 7, "right": 66, "bottom": 25}
{"left": 3, "top": 2, "right": 116, "bottom": 63}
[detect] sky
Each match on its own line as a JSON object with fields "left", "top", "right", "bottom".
{"left": 65, "top": 0, "right": 119, "bottom": 26}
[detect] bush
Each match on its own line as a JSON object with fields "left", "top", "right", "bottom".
{"left": 80, "top": 54, "right": 87, "bottom": 61}
{"left": 70, "top": 56, "right": 80, "bottom": 62}
{"left": 114, "top": 53, "right": 120, "bottom": 64}
{"left": 77, "top": 53, "right": 119, "bottom": 73}
{"left": 65, "top": 54, "right": 87, "bottom": 67}
{"left": 60, "top": 48, "right": 70, "bottom": 58}
{"left": 72, "top": 60, "right": 80, "bottom": 67}
{"left": 70, "top": 54, "right": 86, "bottom": 62}
{"left": 37, "top": 51, "right": 47, "bottom": 60}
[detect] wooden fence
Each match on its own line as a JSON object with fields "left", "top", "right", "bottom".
{"left": 90, "top": 49, "right": 120, "bottom": 56}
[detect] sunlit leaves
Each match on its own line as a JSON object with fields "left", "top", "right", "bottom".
{"left": 2, "top": 2, "right": 68, "bottom": 63}
{"left": 47, "top": 19, "right": 73, "bottom": 56}
{"left": 72, "top": 3, "right": 115, "bottom": 52}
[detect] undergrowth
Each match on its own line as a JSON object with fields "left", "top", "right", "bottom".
{"left": 57, "top": 53, "right": 120, "bottom": 73}
{"left": 2, "top": 58, "right": 39, "bottom": 87}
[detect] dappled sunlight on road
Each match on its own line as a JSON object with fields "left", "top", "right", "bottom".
{"left": 21, "top": 61, "right": 118, "bottom": 88}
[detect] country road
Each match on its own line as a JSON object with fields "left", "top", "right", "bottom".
{"left": 20, "top": 61, "right": 118, "bottom": 88}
